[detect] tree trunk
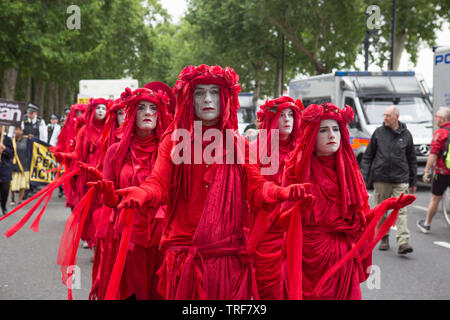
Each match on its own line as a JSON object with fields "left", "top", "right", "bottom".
{"left": 273, "top": 61, "right": 282, "bottom": 98}
{"left": 60, "top": 81, "right": 69, "bottom": 116}
{"left": 46, "top": 82, "right": 58, "bottom": 121}
{"left": 393, "top": 32, "right": 406, "bottom": 70}
{"left": 35, "top": 79, "right": 46, "bottom": 115}
{"left": 1, "top": 67, "right": 19, "bottom": 100}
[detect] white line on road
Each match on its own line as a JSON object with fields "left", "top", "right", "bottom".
{"left": 413, "top": 205, "right": 428, "bottom": 212}
{"left": 433, "top": 241, "right": 450, "bottom": 249}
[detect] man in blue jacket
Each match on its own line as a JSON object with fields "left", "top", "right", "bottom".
{"left": 0, "top": 133, "right": 14, "bottom": 215}
{"left": 360, "top": 105, "right": 417, "bottom": 255}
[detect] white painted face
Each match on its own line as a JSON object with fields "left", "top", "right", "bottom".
{"left": 315, "top": 119, "right": 341, "bottom": 156}
{"left": 95, "top": 104, "right": 107, "bottom": 120}
{"left": 136, "top": 100, "right": 157, "bottom": 131}
{"left": 277, "top": 108, "right": 294, "bottom": 140}
{"left": 117, "top": 108, "right": 125, "bottom": 126}
{"left": 194, "top": 84, "right": 221, "bottom": 123}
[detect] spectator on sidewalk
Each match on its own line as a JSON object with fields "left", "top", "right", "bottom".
{"left": 47, "top": 114, "right": 61, "bottom": 146}
{"left": 417, "top": 107, "right": 450, "bottom": 233}
{"left": 10, "top": 126, "right": 32, "bottom": 206}
{"left": 360, "top": 105, "right": 417, "bottom": 255}
{"left": 0, "top": 131, "right": 14, "bottom": 215}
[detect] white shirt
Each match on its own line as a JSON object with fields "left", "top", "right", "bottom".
{"left": 48, "top": 123, "right": 61, "bottom": 146}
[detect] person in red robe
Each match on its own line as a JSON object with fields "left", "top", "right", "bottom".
{"left": 55, "top": 98, "right": 111, "bottom": 248}
{"left": 88, "top": 87, "right": 173, "bottom": 300}
{"left": 87, "top": 98, "right": 125, "bottom": 299}
{"left": 279, "top": 103, "right": 416, "bottom": 300}
{"left": 247, "top": 96, "right": 303, "bottom": 300}
{"left": 115, "top": 64, "right": 314, "bottom": 300}
{"left": 53, "top": 103, "right": 86, "bottom": 209}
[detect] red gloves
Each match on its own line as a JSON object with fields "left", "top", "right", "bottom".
{"left": 87, "top": 180, "right": 119, "bottom": 207}
{"left": 388, "top": 193, "right": 416, "bottom": 210}
{"left": 116, "top": 187, "right": 150, "bottom": 210}
{"left": 277, "top": 183, "right": 313, "bottom": 202}
{"left": 78, "top": 161, "right": 103, "bottom": 181}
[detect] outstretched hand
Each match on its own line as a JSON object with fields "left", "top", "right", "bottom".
{"left": 278, "top": 183, "right": 311, "bottom": 202}
{"left": 87, "top": 179, "right": 115, "bottom": 195}
{"left": 78, "top": 161, "right": 103, "bottom": 180}
{"left": 390, "top": 193, "right": 416, "bottom": 210}
{"left": 116, "top": 187, "right": 149, "bottom": 210}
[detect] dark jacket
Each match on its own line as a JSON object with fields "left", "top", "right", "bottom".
{"left": 360, "top": 121, "right": 417, "bottom": 186}
{"left": 0, "top": 135, "right": 14, "bottom": 182}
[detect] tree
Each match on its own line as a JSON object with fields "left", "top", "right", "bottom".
{"left": 369, "top": 0, "right": 450, "bottom": 70}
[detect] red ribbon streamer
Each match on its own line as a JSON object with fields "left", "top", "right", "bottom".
{"left": 104, "top": 208, "right": 134, "bottom": 300}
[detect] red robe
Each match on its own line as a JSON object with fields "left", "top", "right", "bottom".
{"left": 96, "top": 134, "right": 165, "bottom": 300}
{"left": 285, "top": 154, "right": 372, "bottom": 300}
{"left": 139, "top": 130, "right": 275, "bottom": 300}
{"left": 67, "top": 119, "right": 105, "bottom": 247}
{"left": 249, "top": 137, "right": 295, "bottom": 300}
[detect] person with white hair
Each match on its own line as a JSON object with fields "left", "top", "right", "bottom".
{"left": 417, "top": 107, "right": 450, "bottom": 233}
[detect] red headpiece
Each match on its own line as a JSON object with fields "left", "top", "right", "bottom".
{"left": 172, "top": 64, "right": 241, "bottom": 132}
{"left": 257, "top": 96, "right": 303, "bottom": 137}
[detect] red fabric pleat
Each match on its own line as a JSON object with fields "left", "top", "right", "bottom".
{"left": 285, "top": 202, "right": 303, "bottom": 300}
{"left": 30, "top": 166, "right": 63, "bottom": 232}
{"left": 2, "top": 168, "right": 79, "bottom": 237}
{"left": 57, "top": 187, "right": 95, "bottom": 300}
{"left": 104, "top": 208, "right": 134, "bottom": 300}
{"left": 311, "top": 197, "right": 404, "bottom": 297}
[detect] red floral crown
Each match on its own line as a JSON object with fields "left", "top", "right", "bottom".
{"left": 120, "top": 87, "right": 169, "bottom": 108}
{"left": 257, "top": 96, "right": 304, "bottom": 128}
{"left": 302, "top": 103, "right": 354, "bottom": 125}
{"left": 173, "top": 64, "right": 241, "bottom": 96}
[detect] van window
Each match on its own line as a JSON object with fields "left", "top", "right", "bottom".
{"left": 360, "top": 97, "right": 432, "bottom": 124}
{"left": 303, "top": 97, "right": 331, "bottom": 106}
{"left": 344, "top": 97, "right": 360, "bottom": 128}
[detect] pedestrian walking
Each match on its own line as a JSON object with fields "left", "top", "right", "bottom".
{"left": 360, "top": 105, "right": 417, "bottom": 255}
{"left": 417, "top": 107, "right": 450, "bottom": 233}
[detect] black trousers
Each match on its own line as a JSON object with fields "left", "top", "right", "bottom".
{"left": 0, "top": 181, "right": 10, "bottom": 212}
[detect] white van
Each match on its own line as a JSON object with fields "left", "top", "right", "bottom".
{"left": 288, "top": 71, "right": 433, "bottom": 177}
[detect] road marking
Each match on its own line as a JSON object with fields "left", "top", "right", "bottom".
{"left": 413, "top": 205, "right": 428, "bottom": 212}
{"left": 433, "top": 241, "right": 450, "bottom": 249}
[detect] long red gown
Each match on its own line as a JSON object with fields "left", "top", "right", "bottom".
{"left": 99, "top": 134, "right": 165, "bottom": 300}
{"left": 138, "top": 128, "right": 278, "bottom": 300}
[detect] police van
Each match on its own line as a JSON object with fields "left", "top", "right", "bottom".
{"left": 288, "top": 71, "right": 433, "bottom": 177}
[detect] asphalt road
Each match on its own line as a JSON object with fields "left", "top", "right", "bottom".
{"left": 0, "top": 186, "right": 449, "bottom": 300}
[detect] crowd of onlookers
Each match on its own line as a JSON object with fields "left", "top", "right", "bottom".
{"left": 0, "top": 102, "right": 65, "bottom": 215}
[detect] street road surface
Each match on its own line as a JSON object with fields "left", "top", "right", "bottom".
{"left": 0, "top": 187, "right": 449, "bottom": 300}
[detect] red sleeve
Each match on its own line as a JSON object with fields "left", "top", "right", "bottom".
{"left": 245, "top": 163, "right": 280, "bottom": 211}
{"left": 103, "top": 143, "right": 119, "bottom": 185}
{"left": 140, "top": 134, "right": 173, "bottom": 206}
{"left": 65, "top": 126, "right": 85, "bottom": 160}
{"left": 430, "top": 128, "right": 447, "bottom": 155}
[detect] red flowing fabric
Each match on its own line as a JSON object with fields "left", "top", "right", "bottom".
{"left": 2, "top": 168, "right": 79, "bottom": 237}
{"left": 280, "top": 103, "right": 416, "bottom": 300}
{"left": 57, "top": 187, "right": 95, "bottom": 299}
{"left": 248, "top": 96, "right": 302, "bottom": 300}
{"left": 91, "top": 87, "right": 171, "bottom": 300}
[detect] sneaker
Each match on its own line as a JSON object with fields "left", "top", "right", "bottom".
{"left": 378, "top": 235, "right": 390, "bottom": 251}
{"left": 416, "top": 219, "right": 430, "bottom": 234}
{"left": 82, "top": 241, "right": 90, "bottom": 249}
{"left": 9, "top": 201, "right": 16, "bottom": 206}
{"left": 398, "top": 243, "right": 413, "bottom": 255}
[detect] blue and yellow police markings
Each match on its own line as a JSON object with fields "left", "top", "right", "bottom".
{"left": 350, "top": 136, "right": 370, "bottom": 151}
